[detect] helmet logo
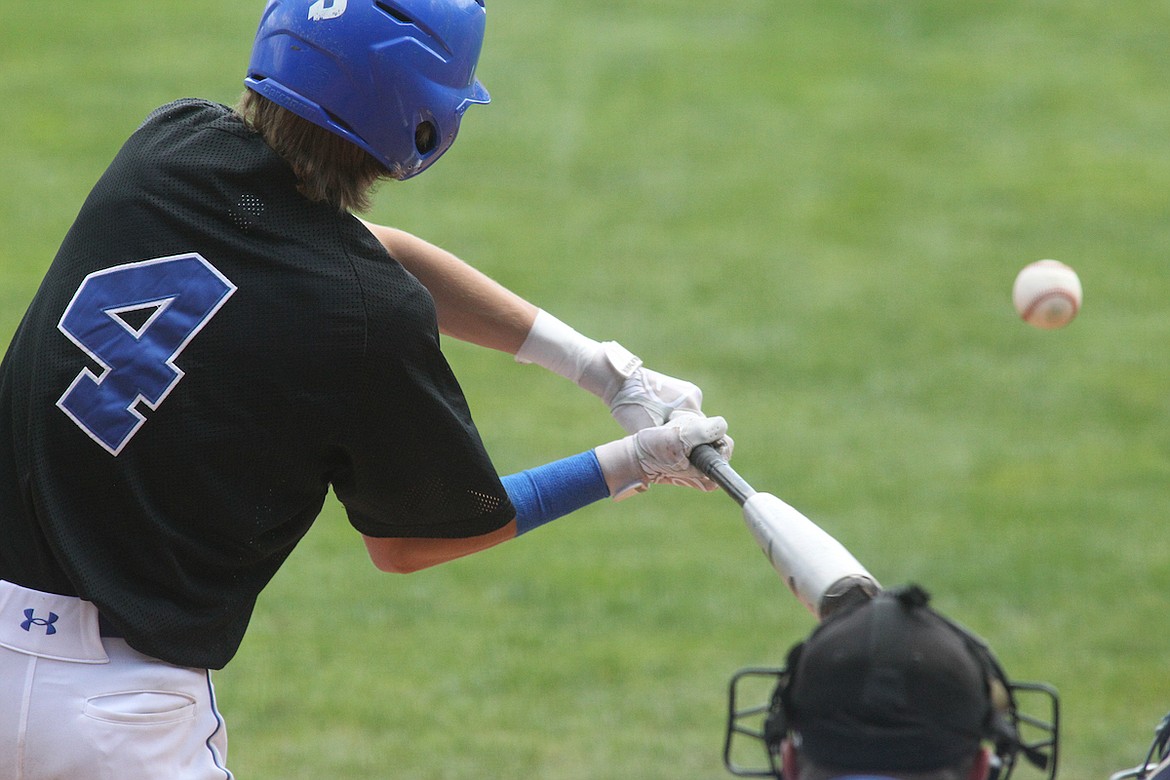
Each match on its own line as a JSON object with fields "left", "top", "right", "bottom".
{"left": 308, "top": 0, "right": 347, "bottom": 21}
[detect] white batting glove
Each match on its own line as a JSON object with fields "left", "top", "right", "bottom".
{"left": 594, "top": 414, "right": 734, "bottom": 499}
{"left": 515, "top": 310, "right": 706, "bottom": 432}
{"left": 609, "top": 367, "right": 703, "bottom": 433}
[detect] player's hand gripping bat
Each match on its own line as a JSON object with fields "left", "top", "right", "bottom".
{"left": 689, "top": 444, "right": 880, "bottom": 621}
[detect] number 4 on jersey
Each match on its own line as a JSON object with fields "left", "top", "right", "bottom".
{"left": 56, "top": 253, "right": 237, "bottom": 456}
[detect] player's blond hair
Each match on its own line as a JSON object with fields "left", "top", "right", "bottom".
{"left": 235, "top": 90, "right": 388, "bottom": 213}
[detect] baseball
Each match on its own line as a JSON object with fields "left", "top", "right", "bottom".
{"left": 1012, "top": 260, "right": 1082, "bottom": 330}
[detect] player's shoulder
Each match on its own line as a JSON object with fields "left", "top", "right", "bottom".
{"left": 137, "top": 98, "right": 234, "bottom": 133}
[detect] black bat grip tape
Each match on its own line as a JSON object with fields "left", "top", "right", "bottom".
{"left": 689, "top": 443, "right": 757, "bottom": 507}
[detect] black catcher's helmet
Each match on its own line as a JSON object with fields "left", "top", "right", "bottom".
{"left": 723, "top": 585, "right": 1059, "bottom": 780}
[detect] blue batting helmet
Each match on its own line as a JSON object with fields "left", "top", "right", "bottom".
{"left": 244, "top": 0, "right": 490, "bottom": 180}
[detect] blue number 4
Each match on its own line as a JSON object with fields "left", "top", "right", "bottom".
{"left": 56, "top": 253, "right": 237, "bottom": 455}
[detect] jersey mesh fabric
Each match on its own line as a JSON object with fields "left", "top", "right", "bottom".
{"left": 0, "top": 99, "right": 514, "bottom": 669}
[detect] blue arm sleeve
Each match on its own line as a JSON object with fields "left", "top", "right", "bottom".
{"left": 501, "top": 450, "right": 611, "bottom": 535}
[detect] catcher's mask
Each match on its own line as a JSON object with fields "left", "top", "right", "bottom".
{"left": 1110, "top": 711, "right": 1170, "bottom": 780}
{"left": 723, "top": 585, "right": 1059, "bottom": 780}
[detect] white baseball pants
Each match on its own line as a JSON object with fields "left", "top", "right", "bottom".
{"left": 0, "top": 580, "right": 232, "bottom": 779}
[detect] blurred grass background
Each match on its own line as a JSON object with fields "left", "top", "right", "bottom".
{"left": 3, "top": 1, "right": 1169, "bottom": 777}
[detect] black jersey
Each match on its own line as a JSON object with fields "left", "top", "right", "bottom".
{"left": 0, "top": 99, "right": 514, "bottom": 669}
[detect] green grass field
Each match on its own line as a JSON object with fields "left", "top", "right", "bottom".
{"left": 3, "top": 2, "right": 1169, "bottom": 777}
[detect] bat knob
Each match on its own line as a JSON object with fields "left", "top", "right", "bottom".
{"left": 817, "top": 575, "right": 882, "bottom": 620}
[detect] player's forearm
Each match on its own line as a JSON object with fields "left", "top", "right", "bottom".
{"left": 362, "top": 520, "right": 519, "bottom": 573}
{"left": 361, "top": 221, "right": 537, "bottom": 353}
{"left": 360, "top": 453, "right": 609, "bottom": 573}
{"left": 361, "top": 418, "right": 731, "bottom": 573}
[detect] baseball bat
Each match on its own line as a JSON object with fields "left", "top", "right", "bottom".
{"left": 689, "top": 443, "right": 880, "bottom": 620}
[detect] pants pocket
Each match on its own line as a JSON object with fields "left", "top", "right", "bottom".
{"left": 83, "top": 690, "right": 197, "bottom": 725}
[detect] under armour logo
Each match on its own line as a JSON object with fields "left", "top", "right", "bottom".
{"left": 308, "top": 0, "right": 347, "bottom": 21}
{"left": 21, "top": 609, "right": 59, "bottom": 635}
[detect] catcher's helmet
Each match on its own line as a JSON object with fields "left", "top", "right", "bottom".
{"left": 245, "top": 0, "right": 490, "bottom": 180}
{"left": 723, "top": 585, "right": 1060, "bottom": 780}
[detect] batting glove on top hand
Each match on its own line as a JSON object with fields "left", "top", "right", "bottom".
{"left": 514, "top": 310, "right": 709, "bottom": 433}
{"left": 608, "top": 367, "right": 704, "bottom": 433}
{"left": 594, "top": 413, "right": 734, "bottom": 499}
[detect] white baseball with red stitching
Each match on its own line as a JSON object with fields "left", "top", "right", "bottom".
{"left": 1012, "top": 259, "right": 1082, "bottom": 330}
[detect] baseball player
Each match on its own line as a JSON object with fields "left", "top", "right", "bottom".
{"left": 0, "top": 1, "right": 732, "bottom": 778}
{"left": 722, "top": 585, "right": 1060, "bottom": 780}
